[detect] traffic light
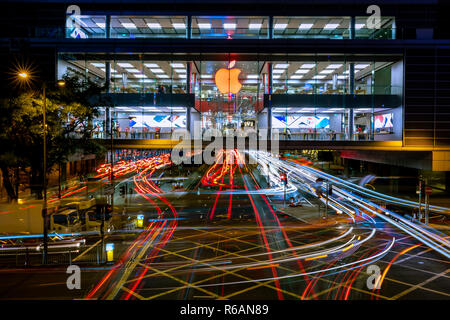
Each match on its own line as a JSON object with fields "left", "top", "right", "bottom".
{"left": 280, "top": 173, "right": 287, "bottom": 186}
{"left": 119, "top": 185, "right": 126, "bottom": 197}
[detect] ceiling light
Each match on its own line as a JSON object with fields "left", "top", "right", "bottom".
{"left": 91, "top": 62, "right": 105, "bottom": 67}
{"left": 133, "top": 74, "right": 147, "bottom": 78}
{"left": 295, "top": 69, "right": 309, "bottom": 74}
{"left": 121, "top": 22, "right": 137, "bottom": 29}
{"left": 324, "top": 23, "right": 339, "bottom": 30}
{"left": 95, "top": 22, "right": 106, "bottom": 29}
{"left": 300, "top": 63, "right": 316, "bottom": 68}
{"left": 198, "top": 23, "right": 211, "bottom": 29}
{"left": 170, "top": 63, "right": 185, "bottom": 68}
{"left": 147, "top": 23, "right": 162, "bottom": 29}
{"left": 174, "top": 68, "right": 186, "bottom": 73}
{"left": 274, "top": 23, "right": 287, "bottom": 30}
{"left": 172, "top": 23, "right": 186, "bottom": 29}
{"left": 320, "top": 69, "right": 334, "bottom": 74}
{"left": 156, "top": 74, "right": 169, "bottom": 78}
{"left": 144, "top": 63, "right": 159, "bottom": 68}
{"left": 150, "top": 68, "right": 164, "bottom": 73}
{"left": 249, "top": 23, "right": 262, "bottom": 29}
{"left": 313, "top": 75, "right": 326, "bottom": 79}
{"left": 337, "top": 75, "right": 348, "bottom": 79}
{"left": 272, "top": 69, "right": 285, "bottom": 74}
{"left": 224, "top": 23, "right": 236, "bottom": 29}
{"left": 299, "top": 23, "right": 313, "bottom": 30}
{"left": 326, "top": 64, "right": 343, "bottom": 69}
{"left": 290, "top": 75, "right": 304, "bottom": 79}
{"left": 126, "top": 68, "right": 140, "bottom": 73}
{"left": 117, "top": 63, "right": 134, "bottom": 68}
{"left": 274, "top": 63, "right": 289, "bottom": 68}
{"left": 247, "top": 74, "right": 259, "bottom": 79}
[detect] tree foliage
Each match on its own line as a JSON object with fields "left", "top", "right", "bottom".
{"left": 0, "top": 74, "right": 107, "bottom": 200}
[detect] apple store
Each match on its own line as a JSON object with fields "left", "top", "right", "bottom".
{"left": 57, "top": 52, "right": 403, "bottom": 142}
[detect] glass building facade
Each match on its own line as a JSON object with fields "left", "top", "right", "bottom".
{"left": 60, "top": 14, "right": 403, "bottom": 142}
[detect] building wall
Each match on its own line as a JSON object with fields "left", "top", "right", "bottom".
{"left": 404, "top": 48, "right": 450, "bottom": 147}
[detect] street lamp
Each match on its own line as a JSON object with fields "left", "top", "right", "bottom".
{"left": 17, "top": 72, "right": 66, "bottom": 264}
{"left": 41, "top": 79, "right": 66, "bottom": 264}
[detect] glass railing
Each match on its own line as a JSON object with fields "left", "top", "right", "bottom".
{"left": 273, "top": 130, "right": 397, "bottom": 141}
{"left": 191, "top": 28, "right": 268, "bottom": 39}
{"left": 85, "top": 128, "right": 397, "bottom": 141}
{"left": 110, "top": 84, "right": 188, "bottom": 94}
{"left": 355, "top": 27, "right": 396, "bottom": 40}
{"left": 89, "top": 130, "right": 175, "bottom": 140}
{"left": 110, "top": 30, "right": 187, "bottom": 39}
{"left": 34, "top": 26, "right": 400, "bottom": 40}
{"left": 273, "top": 27, "right": 351, "bottom": 39}
{"left": 271, "top": 84, "right": 402, "bottom": 95}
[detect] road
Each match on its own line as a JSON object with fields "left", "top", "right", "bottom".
{"left": 0, "top": 149, "right": 449, "bottom": 300}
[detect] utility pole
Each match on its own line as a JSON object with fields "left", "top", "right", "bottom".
{"left": 425, "top": 179, "right": 431, "bottom": 226}
{"left": 281, "top": 172, "right": 287, "bottom": 207}
{"left": 58, "top": 162, "right": 61, "bottom": 199}
{"left": 325, "top": 180, "right": 329, "bottom": 219}
{"left": 42, "top": 83, "right": 48, "bottom": 265}
{"left": 418, "top": 176, "right": 423, "bottom": 221}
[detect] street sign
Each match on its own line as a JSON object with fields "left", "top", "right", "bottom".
{"left": 425, "top": 186, "right": 432, "bottom": 195}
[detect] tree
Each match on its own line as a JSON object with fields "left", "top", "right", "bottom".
{"left": 0, "top": 74, "right": 107, "bottom": 201}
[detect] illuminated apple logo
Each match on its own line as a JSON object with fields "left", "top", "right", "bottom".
{"left": 214, "top": 60, "right": 242, "bottom": 94}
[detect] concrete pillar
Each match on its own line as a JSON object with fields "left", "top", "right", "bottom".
{"left": 105, "top": 107, "right": 110, "bottom": 137}
{"left": 105, "top": 15, "right": 111, "bottom": 38}
{"left": 268, "top": 16, "right": 273, "bottom": 39}
{"left": 187, "top": 16, "right": 192, "bottom": 39}
{"left": 350, "top": 16, "right": 355, "bottom": 39}
{"left": 268, "top": 63, "right": 273, "bottom": 139}
{"left": 348, "top": 62, "right": 355, "bottom": 140}
{"left": 105, "top": 61, "right": 111, "bottom": 93}
{"left": 186, "top": 62, "right": 191, "bottom": 93}
{"left": 186, "top": 107, "right": 191, "bottom": 133}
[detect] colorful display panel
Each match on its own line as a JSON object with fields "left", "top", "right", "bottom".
{"left": 374, "top": 113, "right": 393, "bottom": 129}
{"left": 128, "top": 115, "right": 186, "bottom": 128}
{"left": 272, "top": 115, "right": 330, "bottom": 129}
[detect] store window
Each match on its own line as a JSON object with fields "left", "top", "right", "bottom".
{"left": 272, "top": 16, "right": 351, "bottom": 39}
{"left": 110, "top": 16, "right": 187, "bottom": 38}
{"left": 191, "top": 16, "right": 268, "bottom": 39}
{"left": 66, "top": 15, "right": 107, "bottom": 39}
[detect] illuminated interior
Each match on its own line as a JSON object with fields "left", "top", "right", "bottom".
{"left": 58, "top": 53, "right": 403, "bottom": 141}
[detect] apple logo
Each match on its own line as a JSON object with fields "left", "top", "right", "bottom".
{"left": 214, "top": 60, "right": 242, "bottom": 94}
